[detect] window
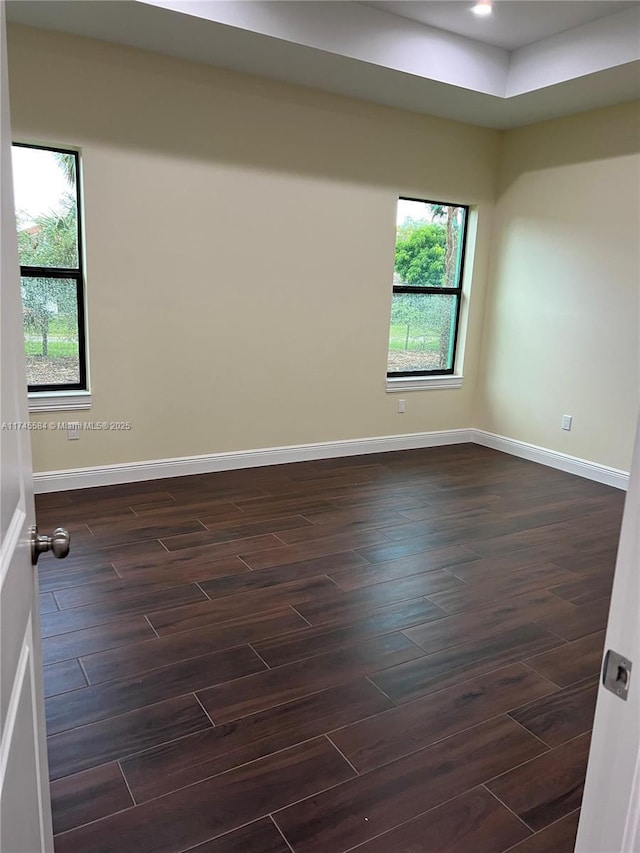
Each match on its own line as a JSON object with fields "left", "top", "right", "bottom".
{"left": 388, "top": 197, "right": 468, "bottom": 377}
{"left": 12, "top": 143, "right": 87, "bottom": 392}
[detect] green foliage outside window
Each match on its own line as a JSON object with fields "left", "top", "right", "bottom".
{"left": 389, "top": 201, "right": 465, "bottom": 373}
{"left": 17, "top": 152, "right": 79, "bottom": 360}
{"left": 13, "top": 147, "right": 84, "bottom": 390}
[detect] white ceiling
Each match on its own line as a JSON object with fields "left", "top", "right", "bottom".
{"left": 365, "top": 1, "right": 638, "bottom": 50}
{"left": 5, "top": 0, "right": 640, "bottom": 128}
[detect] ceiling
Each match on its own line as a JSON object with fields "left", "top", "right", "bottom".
{"left": 366, "top": 1, "right": 638, "bottom": 50}
{"left": 5, "top": 0, "right": 640, "bottom": 128}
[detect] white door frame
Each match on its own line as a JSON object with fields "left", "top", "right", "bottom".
{"left": 576, "top": 413, "right": 640, "bottom": 852}
{"left": 0, "top": 2, "right": 54, "bottom": 849}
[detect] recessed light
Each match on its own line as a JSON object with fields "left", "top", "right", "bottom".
{"left": 472, "top": 1, "right": 492, "bottom": 16}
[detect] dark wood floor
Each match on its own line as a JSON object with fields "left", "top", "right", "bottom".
{"left": 35, "top": 444, "right": 625, "bottom": 853}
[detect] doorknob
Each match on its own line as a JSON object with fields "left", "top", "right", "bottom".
{"left": 30, "top": 526, "right": 71, "bottom": 565}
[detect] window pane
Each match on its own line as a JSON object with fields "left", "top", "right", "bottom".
{"left": 22, "top": 277, "right": 80, "bottom": 386}
{"left": 395, "top": 199, "right": 465, "bottom": 287}
{"left": 12, "top": 147, "right": 79, "bottom": 268}
{"left": 388, "top": 292, "right": 457, "bottom": 373}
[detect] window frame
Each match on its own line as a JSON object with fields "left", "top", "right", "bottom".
{"left": 388, "top": 195, "right": 470, "bottom": 379}
{"left": 14, "top": 142, "right": 88, "bottom": 393}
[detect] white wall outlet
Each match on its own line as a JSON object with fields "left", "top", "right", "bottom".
{"left": 67, "top": 422, "right": 80, "bottom": 440}
{"left": 562, "top": 415, "right": 572, "bottom": 431}
{"left": 397, "top": 399, "right": 406, "bottom": 414}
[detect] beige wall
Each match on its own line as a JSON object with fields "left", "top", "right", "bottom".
{"left": 476, "top": 103, "right": 640, "bottom": 472}
{"left": 8, "top": 25, "right": 499, "bottom": 474}
{"left": 9, "top": 26, "right": 640, "bottom": 478}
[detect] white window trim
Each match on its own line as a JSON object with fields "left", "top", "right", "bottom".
{"left": 386, "top": 375, "right": 463, "bottom": 392}
{"left": 28, "top": 390, "right": 92, "bottom": 413}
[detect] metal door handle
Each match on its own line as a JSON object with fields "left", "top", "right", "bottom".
{"left": 30, "top": 526, "right": 71, "bottom": 565}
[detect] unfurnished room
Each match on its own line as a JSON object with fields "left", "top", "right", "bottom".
{"left": 0, "top": 1, "right": 639, "bottom": 852}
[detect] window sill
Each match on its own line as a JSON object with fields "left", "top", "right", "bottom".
{"left": 28, "top": 391, "right": 92, "bottom": 413}
{"left": 386, "top": 375, "right": 463, "bottom": 392}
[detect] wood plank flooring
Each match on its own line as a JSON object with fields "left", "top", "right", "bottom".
{"left": 36, "top": 445, "right": 624, "bottom": 852}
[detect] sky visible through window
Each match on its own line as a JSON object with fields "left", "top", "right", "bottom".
{"left": 396, "top": 198, "right": 431, "bottom": 226}
{"left": 12, "top": 146, "right": 69, "bottom": 228}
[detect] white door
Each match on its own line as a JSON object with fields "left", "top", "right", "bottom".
{"left": 0, "top": 2, "right": 55, "bottom": 850}
{"left": 576, "top": 416, "right": 640, "bottom": 852}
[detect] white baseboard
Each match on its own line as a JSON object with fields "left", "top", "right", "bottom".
{"left": 32, "top": 427, "right": 630, "bottom": 493}
{"left": 32, "top": 428, "right": 473, "bottom": 493}
{"left": 471, "top": 429, "right": 629, "bottom": 490}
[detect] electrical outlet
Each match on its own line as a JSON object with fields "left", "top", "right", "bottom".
{"left": 562, "top": 415, "right": 572, "bottom": 431}
{"left": 398, "top": 399, "right": 406, "bottom": 414}
{"left": 67, "top": 422, "right": 80, "bottom": 440}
